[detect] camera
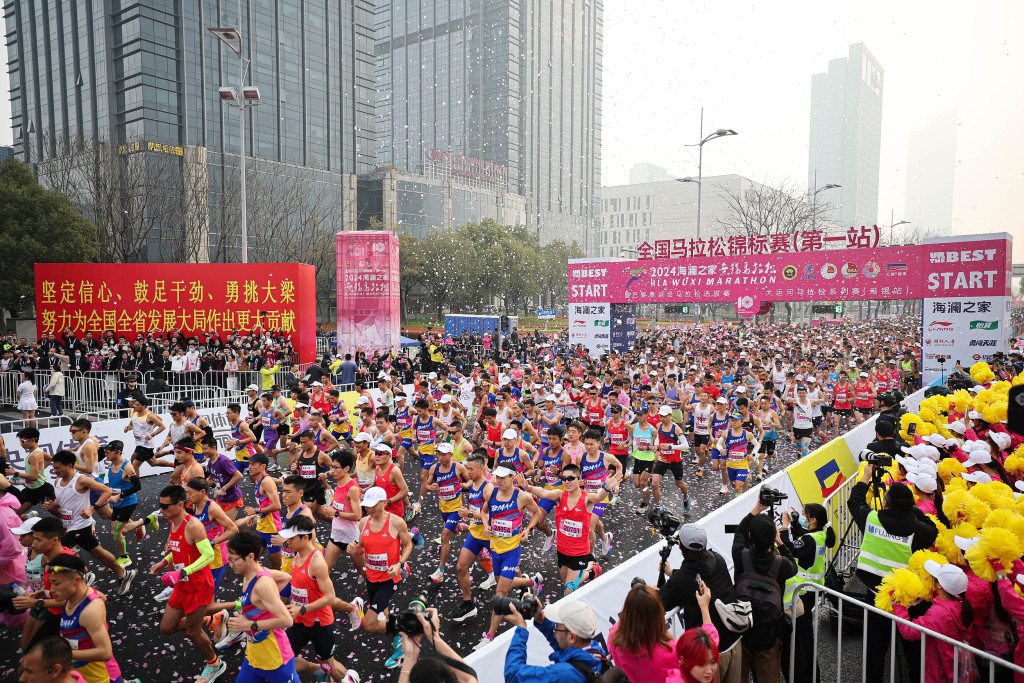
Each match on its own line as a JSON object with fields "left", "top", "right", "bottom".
{"left": 648, "top": 507, "right": 682, "bottom": 539}
{"left": 858, "top": 448, "right": 893, "bottom": 468}
{"left": 385, "top": 595, "right": 429, "bottom": 636}
{"left": 492, "top": 592, "right": 539, "bottom": 619}
{"left": 759, "top": 486, "right": 788, "bottom": 507}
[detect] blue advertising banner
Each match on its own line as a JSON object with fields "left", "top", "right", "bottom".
{"left": 610, "top": 303, "right": 637, "bottom": 354}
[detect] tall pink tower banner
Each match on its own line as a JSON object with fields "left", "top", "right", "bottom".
{"left": 336, "top": 231, "right": 401, "bottom": 356}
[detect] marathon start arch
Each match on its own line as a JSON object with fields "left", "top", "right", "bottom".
{"left": 568, "top": 232, "right": 1013, "bottom": 385}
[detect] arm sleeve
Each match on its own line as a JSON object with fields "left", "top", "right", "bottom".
{"left": 121, "top": 475, "right": 142, "bottom": 498}
{"left": 535, "top": 615, "right": 561, "bottom": 651}
{"left": 184, "top": 538, "right": 215, "bottom": 576}
{"left": 847, "top": 482, "right": 872, "bottom": 531}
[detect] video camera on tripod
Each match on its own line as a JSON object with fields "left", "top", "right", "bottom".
{"left": 858, "top": 448, "right": 892, "bottom": 504}
{"left": 647, "top": 507, "right": 682, "bottom": 588}
{"left": 758, "top": 485, "right": 788, "bottom": 518}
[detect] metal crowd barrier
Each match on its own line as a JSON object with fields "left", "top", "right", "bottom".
{"left": 787, "top": 582, "right": 1024, "bottom": 683}
{"left": 822, "top": 470, "right": 863, "bottom": 571}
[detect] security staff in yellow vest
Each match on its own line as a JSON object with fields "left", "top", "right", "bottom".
{"left": 779, "top": 503, "right": 836, "bottom": 683}
{"left": 848, "top": 461, "right": 937, "bottom": 683}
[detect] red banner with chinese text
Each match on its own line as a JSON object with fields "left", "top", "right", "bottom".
{"left": 34, "top": 263, "right": 317, "bottom": 363}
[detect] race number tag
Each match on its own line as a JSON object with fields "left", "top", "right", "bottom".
{"left": 559, "top": 519, "right": 583, "bottom": 538}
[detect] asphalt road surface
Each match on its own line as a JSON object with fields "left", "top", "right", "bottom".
{"left": 2, "top": 433, "right": 817, "bottom": 683}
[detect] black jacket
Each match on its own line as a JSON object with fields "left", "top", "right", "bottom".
{"left": 848, "top": 480, "right": 938, "bottom": 590}
{"left": 731, "top": 513, "right": 798, "bottom": 589}
{"left": 659, "top": 549, "right": 742, "bottom": 652}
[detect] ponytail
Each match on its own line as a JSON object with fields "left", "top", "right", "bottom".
{"left": 960, "top": 594, "right": 974, "bottom": 633}
{"left": 805, "top": 503, "right": 836, "bottom": 549}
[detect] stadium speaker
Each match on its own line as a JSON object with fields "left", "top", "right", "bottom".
{"left": 1009, "top": 385, "right": 1024, "bottom": 435}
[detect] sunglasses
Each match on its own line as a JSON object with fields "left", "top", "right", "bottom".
{"left": 158, "top": 501, "right": 181, "bottom": 509}
{"left": 561, "top": 475, "right": 579, "bottom": 482}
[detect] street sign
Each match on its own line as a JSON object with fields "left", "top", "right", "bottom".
{"left": 664, "top": 304, "right": 691, "bottom": 315}
{"left": 536, "top": 309, "right": 556, "bottom": 319}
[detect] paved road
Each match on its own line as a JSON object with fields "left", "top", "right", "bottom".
{"left": 2, "top": 434, "right": 820, "bottom": 683}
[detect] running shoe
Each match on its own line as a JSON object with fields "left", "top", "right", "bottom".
{"left": 530, "top": 572, "right": 544, "bottom": 597}
{"left": 589, "top": 564, "right": 603, "bottom": 582}
{"left": 634, "top": 501, "right": 648, "bottom": 515}
{"left": 215, "top": 628, "right": 246, "bottom": 650}
{"left": 348, "top": 597, "right": 365, "bottom": 631}
{"left": 603, "top": 531, "right": 614, "bottom": 557}
{"left": 384, "top": 635, "right": 404, "bottom": 669}
{"left": 116, "top": 556, "right": 132, "bottom": 569}
{"left": 342, "top": 672, "right": 360, "bottom": 683}
{"left": 432, "top": 536, "right": 442, "bottom": 545}
{"left": 542, "top": 532, "right": 555, "bottom": 553}
{"left": 654, "top": 504, "right": 664, "bottom": 512}
{"left": 479, "top": 574, "right": 497, "bottom": 590}
{"left": 411, "top": 501, "right": 422, "bottom": 518}
{"left": 315, "top": 670, "right": 330, "bottom": 683}
{"left": 593, "top": 535, "right": 604, "bottom": 557}
{"left": 683, "top": 497, "right": 692, "bottom": 516}
{"left": 206, "top": 609, "right": 226, "bottom": 638}
{"left": 695, "top": 468, "right": 704, "bottom": 478}
{"left": 115, "top": 568, "right": 137, "bottom": 596}
{"left": 145, "top": 512, "right": 160, "bottom": 534}
{"left": 472, "top": 633, "right": 494, "bottom": 651}
{"left": 267, "top": 460, "right": 282, "bottom": 475}
{"left": 409, "top": 528, "right": 425, "bottom": 548}
{"left": 429, "top": 568, "right": 444, "bottom": 584}
{"left": 609, "top": 493, "right": 619, "bottom": 506}
{"left": 719, "top": 485, "right": 729, "bottom": 496}
{"left": 134, "top": 526, "right": 146, "bottom": 542}
{"left": 690, "top": 457, "right": 700, "bottom": 465}
{"left": 195, "top": 659, "right": 227, "bottom": 683}
{"left": 154, "top": 585, "right": 173, "bottom": 602}
{"left": 83, "top": 572, "right": 96, "bottom": 588}
{"left": 452, "top": 601, "right": 478, "bottom": 622}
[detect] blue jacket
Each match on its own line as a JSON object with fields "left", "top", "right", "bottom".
{"left": 503, "top": 618, "right": 601, "bottom": 683}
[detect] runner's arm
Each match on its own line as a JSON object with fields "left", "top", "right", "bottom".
{"left": 209, "top": 503, "right": 239, "bottom": 545}
{"left": 244, "top": 574, "right": 294, "bottom": 631}
{"left": 390, "top": 468, "right": 410, "bottom": 504}
{"left": 149, "top": 413, "right": 166, "bottom": 437}
{"left": 73, "top": 601, "right": 114, "bottom": 663}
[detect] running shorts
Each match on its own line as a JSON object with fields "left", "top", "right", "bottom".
{"left": 490, "top": 546, "right": 522, "bottom": 580}
{"left": 653, "top": 461, "right": 685, "bottom": 481}
{"left": 557, "top": 552, "right": 593, "bottom": 572}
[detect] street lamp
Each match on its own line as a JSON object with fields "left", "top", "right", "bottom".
{"left": 676, "top": 108, "right": 737, "bottom": 239}
{"left": 209, "top": 22, "right": 260, "bottom": 264}
{"left": 811, "top": 182, "right": 841, "bottom": 231}
{"left": 887, "top": 211, "right": 910, "bottom": 246}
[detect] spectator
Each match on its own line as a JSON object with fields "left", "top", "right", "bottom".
{"left": 45, "top": 367, "right": 65, "bottom": 416}
{"left": 502, "top": 599, "right": 604, "bottom": 683}
{"left": 18, "top": 636, "right": 85, "bottom": 683}
{"left": 146, "top": 369, "right": 171, "bottom": 395}
{"left": 339, "top": 353, "right": 358, "bottom": 387}
{"left": 658, "top": 524, "right": 741, "bottom": 683}
{"left": 17, "top": 370, "right": 38, "bottom": 428}
{"left": 866, "top": 419, "right": 901, "bottom": 455}
{"left": 670, "top": 624, "right": 721, "bottom": 683}
{"left": 731, "top": 501, "right": 798, "bottom": 683}
{"left": 396, "top": 608, "right": 478, "bottom": 683}
{"left": 259, "top": 359, "right": 281, "bottom": 391}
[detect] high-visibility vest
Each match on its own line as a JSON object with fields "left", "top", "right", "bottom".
{"left": 783, "top": 529, "right": 828, "bottom": 605}
{"left": 856, "top": 510, "right": 913, "bottom": 579}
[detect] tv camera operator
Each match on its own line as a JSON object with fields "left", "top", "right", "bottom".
{"left": 848, "top": 451, "right": 938, "bottom": 683}
{"left": 873, "top": 389, "right": 906, "bottom": 433}
{"left": 865, "top": 419, "right": 902, "bottom": 456}
{"left": 655, "top": 518, "right": 743, "bottom": 683}
{"left": 390, "top": 598, "right": 478, "bottom": 683}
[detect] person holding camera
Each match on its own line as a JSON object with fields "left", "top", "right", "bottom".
{"left": 395, "top": 606, "right": 478, "bottom": 683}
{"left": 658, "top": 524, "right": 742, "bottom": 683}
{"left": 778, "top": 504, "right": 836, "bottom": 683}
{"left": 731, "top": 498, "right": 798, "bottom": 683}
{"left": 865, "top": 419, "right": 901, "bottom": 456}
{"left": 848, "top": 461, "right": 938, "bottom": 682}
{"left": 501, "top": 598, "right": 604, "bottom": 683}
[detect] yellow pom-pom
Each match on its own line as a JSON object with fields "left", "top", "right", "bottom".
{"left": 991, "top": 381, "right": 1011, "bottom": 396}
{"left": 908, "top": 549, "right": 947, "bottom": 594}
{"left": 965, "top": 527, "right": 1024, "bottom": 581}
{"left": 971, "top": 481, "right": 1016, "bottom": 512}
{"left": 919, "top": 405, "right": 937, "bottom": 423}
{"left": 943, "top": 489, "right": 990, "bottom": 527}
{"left": 946, "top": 477, "right": 968, "bottom": 493}
{"left": 900, "top": 414, "right": 925, "bottom": 443}
{"left": 983, "top": 402, "right": 1006, "bottom": 425}
{"left": 952, "top": 390, "right": 971, "bottom": 413}
{"left": 971, "top": 362, "right": 995, "bottom": 385}
{"left": 925, "top": 514, "right": 947, "bottom": 535}
{"left": 1004, "top": 453, "right": 1024, "bottom": 477}
{"left": 1012, "top": 373, "right": 1024, "bottom": 387}
{"left": 937, "top": 457, "right": 967, "bottom": 483}
{"left": 876, "top": 568, "right": 928, "bottom": 612}
{"left": 981, "top": 509, "right": 1024, "bottom": 539}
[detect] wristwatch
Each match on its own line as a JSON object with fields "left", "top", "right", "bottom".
{"left": 35, "top": 598, "right": 45, "bottom": 609}
{"left": 299, "top": 605, "right": 307, "bottom": 615}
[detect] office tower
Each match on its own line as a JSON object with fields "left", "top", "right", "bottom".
{"left": 374, "top": 0, "right": 602, "bottom": 250}
{"left": 808, "top": 43, "right": 883, "bottom": 229}
{"left": 905, "top": 109, "right": 957, "bottom": 238}
{"left": 4, "top": 0, "right": 375, "bottom": 263}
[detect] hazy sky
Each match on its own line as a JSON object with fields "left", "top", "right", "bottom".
{"left": 1, "top": 1, "right": 1022, "bottom": 259}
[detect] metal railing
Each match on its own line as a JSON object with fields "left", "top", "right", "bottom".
{"left": 145, "top": 386, "right": 249, "bottom": 414}
{"left": 787, "top": 581, "right": 1024, "bottom": 683}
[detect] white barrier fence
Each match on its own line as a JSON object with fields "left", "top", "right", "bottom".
{"left": 465, "top": 386, "right": 931, "bottom": 680}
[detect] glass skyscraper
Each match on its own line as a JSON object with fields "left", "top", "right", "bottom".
{"left": 4, "top": 0, "right": 375, "bottom": 261}
{"left": 374, "top": 0, "right": 603, "bottom": 250}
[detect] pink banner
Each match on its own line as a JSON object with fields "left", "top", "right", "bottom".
{"left": 336, "top": 231, "right": 401, "bottom": 356}
{"left": 569, "top": 239, "right": 1010, "bottom": 304}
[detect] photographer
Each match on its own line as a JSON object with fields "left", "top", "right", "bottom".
{"left": 502, "top": 598, "right": 604, "bottom": 683}
{"left": 396, "top": 607, "right": 478, "bottom": 683}
{"left": 658, "top": 524, "right": 742, "bottom": 683}
{"left": 848, "top": 461, "right": 938, "bottom": 682}
{"left": 874, "top": 390, "right": 905, "bottom": 432}
{"left": 865, "top": 419, "right": 901, "bottom": 456}
{"left": 731, "top": 499, "right": 797, "bottom": 683}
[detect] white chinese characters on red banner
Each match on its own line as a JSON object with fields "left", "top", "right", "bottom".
{"left": 635, "top": 226, "right": 881, "bottom": 260}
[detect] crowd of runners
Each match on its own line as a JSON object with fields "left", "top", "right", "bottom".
{"left": 1, "top": 317, "right": 925, "bottom": 683}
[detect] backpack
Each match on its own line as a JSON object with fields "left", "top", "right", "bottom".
{"left": 734, "top": 548, "right": 784, "bottom": 651}
{"left": 567, "top": 660, "right": 604, "bottom": 683}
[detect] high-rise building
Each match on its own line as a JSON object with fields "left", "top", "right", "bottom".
{"left": 905, "top": 109, "right": 957, "bottom": 239}
{"left": 808, "top": 43, "right": 883, "bottom": 229}
{"left": 4, "top": 0, "right": 375, "bottom": 263}
{"left": 628, "top": 162, "right": 672, "bottom": 185}
{"left": 373, "top": 0, "right": 602, "bottom": 251}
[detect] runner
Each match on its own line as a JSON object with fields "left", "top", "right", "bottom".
{"left": 425, "top": 442, "right": 469, "bottom": 583}
{"left": 688, "top": 390, "right": 713, "bottom": 477}
{"left": 853, "top": 371, "right": 876, "bottom": 425}
{"left": 630, "top": 411, "right": 657, "bottom": 513}
{"left": 718, "top": 412, "right": 759, "bottom": 496}
{"left": 651, "top": 406, "right": 692, "bottom": 514}
{"left": 185, "top": 477, "right": 239, "bottom": 593}
{"left": 350, "top": 433, "right": 377, "bottom": 495}
{"left": 271, "top": 475, "right": 319, "bottom": 574}
{"left": 5, "top": 427, "right": 55, "bottom": 516}
{"left": 286, "top": 430, "right": 331, "bottom": 516}
{"left": 831, "top": 369, "right": 855, "bottom": 437}
{"left": 345, "top": 486, "right": 413, "bottom": 669}
{"left": 410, "top": 398, "right": 439, "bottom": 518}
{"left": 243, "top": 453, "right": 283, "bottom": 571}
{"left": 320, "top": 450, "right": 365, "bottom": 583}
{"left": 494, "top": 428, "right": 535, "bottom": 477}
{"left": 325, "top": 390, "right": 354, "bottom": 449}
{"left": 124, "top": 396, "right": 170, "bottom": 476}
{"left": 604, "top": 404, "right": 633, "bottom": 480}
{"left": 202, "top": 435, "right": 245, "bottom": 522}
{"left": 99, "top": 441, "right": 142, "bottom": 568}
{"left": 452, "top": 449, "right": 498, "bottom": 625}
{"left": 530, "top": 425, "right": 567, "bottom": 551}
{"left": 68, "top": 419, "right": 110, "bottom": 521}
{"left": 149, "top": 484, "right": 223, "bottom": 683}
{"left": 789, "top": 384, "right": 827, "bottom": 458}
{"left": 373, "top": 443, "right": 409, "bottom": 521}
{"left": 45, "top": 450, "right": 136, "bottom": 596}
{"left": 11, "top": 516, "right": 81, "bottom": 652}
{"left": 225, "top": 403, "right": 259, "bottom": 476}
{"left": 156, "top": 403, "right": 206, "bottom": 485}
{"left": 708, "top": 397, "right": 732, "bottom": 496}
{"left": 258, "top": 393, "right": 288, "bottom": 461}
{"left": 757, "top": 394, "right": 782, "bottom": 475}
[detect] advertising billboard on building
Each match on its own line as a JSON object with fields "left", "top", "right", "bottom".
{"left": 336, "top": 231, "right": 401, "bottom": 356}
{"left": 34, "top": 263, "right": 317, "bottom": 362}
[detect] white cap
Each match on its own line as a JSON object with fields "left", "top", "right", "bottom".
{"left": 278, "top": 523, "right": 314, "bottom": 540}
{"left": 353, "top": 432, "right": 372, "bottom": 443}
{"left": 991, "top": 431, "right": 1011, "bottom": 450}
{"left": 9, "top": 516, "right": 42, "bottom": 535}
{"left": 378, "top": 371, "right": 389, "bottom": 379}
{"left": 439, "top": 395, "right": 452, "bottom": 404}
{"left": 658, "top": 406, "right": 673, "bottom": 416}
{"left": 544, "top": 395, "right": 557, "bottom": 402}
{"left": 948, "top": 421, "right": 967, "bottom": 434}
{"left": 889, "top": 359, "right": 897, "bottom": 365}
{"left": 945, "top": 437, "right": 961, "bottom": 448}
{"left": 967, "top": 410, "right": 983, "bottom": 420}
{"left": 668, "top": 356, "right": 676, "bottom": 362}
{"left": 925, "top": 433, "right": 946, "bottom": 447}
{"left": 920, "top": 445, "right": 941, "bottom": 462}
{"left": 542, "top": 600, "right": 597, "bottom": 640}
{"left": 428, "top": 372, "right": 438, "bottom": 379}
{"left": 966, "top": 447, "right": 993, "bottom": 465}
{"left": 740, "top": 352, "right": 748, "bottom": 358}
{"left": 492, "top": 466, "right": 514, "bottom": 478}
{"left": 311, "top": 381, "right": 323, "bottom": 387}
{"left": 553, "top": 384, "right": 563, "bottom": 393}
{"left": 361, "top": 486, "right": 388, "bottom": 507}
{"left": 901, "top": 444, "right": 927, "bottom": 458}
{"left": 436, "top": 442, "right": 454, "bottom": 454}
{"left": 735, "top": 386, "right": 746, "bottom": 393}
{"left": 294, "top": 402, "right": 308, "bottom": 409}
{"left": 373, "top": 443, "right": 393, "bottom": 454}
{"left": 968, "top": 385, "right": 984, "bottom": 393}
{"left": 924, "top": 559, "right": 968, "bottom": 596}
{"left": 859, "top": 372, "right": 869, "bottom": 378}
{"left": 962, "top": 471, "right": 992, "bottom": 484}
{"left": 502, "top": 428, "right": 518, "bottom": 440}
{"left": 806, "top": 376, "right": 817, "bottom": 383}
{"left": 849, "top": 360, "right": 857, "bottom": 368}
{"left": 907, "top": 471, "right": 937, "bottom": 494}
{"left": 715, "top": 397, "right": 728, "bottom": 405}
{"left": 953, "top": 535, "right": 980, "bottom": 553}
{"left": 247, "top": 384, "right": 259, "bottom": 391}
{"left": 355, "top": 396, "right": 369, "bottom": 405}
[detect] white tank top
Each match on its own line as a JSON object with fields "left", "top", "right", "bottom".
{"left": 132, "top": 413, "right": 156, "bottom": 448}
{"left": 792, "top": 401, "right": 814, "bottom": 430}
{"left": 55, "top": 472, "right": 93, "bottom": 531}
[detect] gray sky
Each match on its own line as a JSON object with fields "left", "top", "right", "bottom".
{"left": 2, "top": 1, "right": 1022, "bottom": 260}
